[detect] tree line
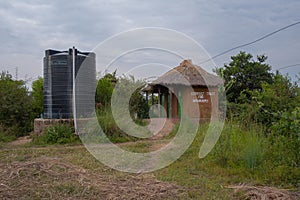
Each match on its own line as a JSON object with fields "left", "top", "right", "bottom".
{"left": 0, "top": 51, "right": 299, "bottom": 142}
{"left": 216, "top": 52, "right": 299, "bottom": 136}
{"left": 0, "top": 72, "right": 43, "bottom": 138}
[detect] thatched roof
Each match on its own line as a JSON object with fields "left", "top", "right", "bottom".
{"left": 150, "top": 60, "right": 223, "bottom": 87}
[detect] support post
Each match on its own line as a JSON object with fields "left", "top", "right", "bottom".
{"left": 169, "top": 90, "right": 172, "bottom": 118}
{"left": 72, "top": 46, "right": 78, "bottom": 134}
{"left": 158, "top": 88, "right": 161, "bottom": 118}
{"left": 151, "top": 90, "right": 154, "bottom": 105}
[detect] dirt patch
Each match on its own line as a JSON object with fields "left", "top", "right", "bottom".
{"left": 0, "top": 157, "right": 187, "bottom": 199}
{"left": 148, "top": 139, "right": 171, "bottom": 151}
{"left": 8, "top": 136, "right": 31, "bottom": 146}
{"left": 147, "top": 118, "right": 176, "bottom": 140}
{"left": 228, "top": 185, "right": 300, "bottom": 200}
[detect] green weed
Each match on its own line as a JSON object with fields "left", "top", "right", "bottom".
{"left": 31, "top": 123, "right": 81, "bottom": 145}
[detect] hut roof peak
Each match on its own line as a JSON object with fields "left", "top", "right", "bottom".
{"left": 150, "top": 59, "right": 223, "bottom": 87}
{"left": 180, "top": 59, "right": 193, "bottom": 66}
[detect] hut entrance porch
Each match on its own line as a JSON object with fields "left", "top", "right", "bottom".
{"left": 145, "top": 85, "right": 181, "bottom": 119}
{"left": 144, "top": 84, "right": 218, "bottom": 120}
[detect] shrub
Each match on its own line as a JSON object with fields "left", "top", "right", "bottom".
{"left": 267, "top": 107, "right": 300, "bottom": 167}
{"left": 96, "top": 108, "right": 139, "bottom": 143}
{"left": 210, "top": 121, "right": 266, "bottom": 170}
{"left": 96, "top": 108, "right": 121, "bottom": 137}
{"left": 205, "top": 120, "right": 299, "bottom": 186}
{"left": 0, "top": 71, "right": 34, "bottom": 136}
{"left": 241, "top": 135, "right": 264, "bottom": 170}
{"left": 31, "top": 77, "right": 44, "bottom": 118}
{"left": 45, "top": 124, "right": 78, "bottom": 144}
{"left": 95, "top": 76, "right": 114, "bottom": 107}
{"left": 0, "top": 125, "right": 16, "bottom": 142}
{"left": 32, "top": 123, "right": 80, "bottom": 145}
{"left": 270, "top": 107, "right": 300, "bottom": 138}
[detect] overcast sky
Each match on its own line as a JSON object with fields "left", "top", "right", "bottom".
{"left": 0, "top": 0, "right": 299, "bottom": 85}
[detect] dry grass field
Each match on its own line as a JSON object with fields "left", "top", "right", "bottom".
{"left": 0, "top": 136, "right": 299, "bottom": 200}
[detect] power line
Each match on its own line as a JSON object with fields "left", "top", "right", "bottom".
{"left": 277, "top": 63, "right": 300, "bottom": 70}
{"left": 199, "top": 21, "right": 300, "bottom": 64}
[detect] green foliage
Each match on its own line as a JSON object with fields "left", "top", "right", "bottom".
{"left": 94, "top": 73, "right": 151, "bottom": 143}
{"left": 130, "top": 89, "right": 149, "bottom": 119}
{"left": 0, "top": 71, "right": 33, "bottom": 136}
{"left": 267, "top": 107, "right": 300, "bottom": 170}
{"left": 226, "top": 101, "right": 261, "bottom": 125}
{"left": 155, "top": 121, "right": 298, "bottom": 197}
{"left": 31, "top": 77, "right": 44, "bottom": 118}
{"left": 250, "top": 73, "right": 300, "bottom": 125}
{"left": 96, "top": 108, "right": 120, "bottom": 137}
{"left": 266, "top": 134, "right": 299, "bottom": 167}
{"left": 241, "top": 135, "right": 264, "bottom": 170}
{"left": 211, "top": 52, "right": 299, "bottom": 187}
{"left": 0, "top": 125, "right": 16, "bottom": 142}
{"left": 95, "top": 73, "right": 149, "bottom": 138}
{"left": 264, "top": 132, "right": 299, "bottom": 186}
{"left": 205, "top": 120, "right": 299, "bottom": 187}
{"left": 113, "top": 75, "right": 149, "bottom": 119}
{"left": 96, "top": 72, "right": 149, "bottom": 119}
{"left": 218, "top": 52, "right": 273, "bottom": 103}
{"left": 218, "top": 52, "right": 299, "bottom": 128}
{"left": 211, "top": 122, "right": 266, "bottom": 170}
{"left": 130, "top": 76, "right": 149, "bottom": 118}
{"left": 32, "top": 123, "right": 80, "bottom": 145}
{"left": 45, "top": 124, "right": 77, "bottom": 144}
{"left": 95, "top": 75, "right": 114, "bottom": 107}
{"left": 95, "top": 108, "right": 138, "bottom": 143}
{"left": 271, "top": 107, "right": 300, "bottom": 138}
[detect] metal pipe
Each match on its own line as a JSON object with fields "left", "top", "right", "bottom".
{"left": 72, "top": 46, "right": 78, "bottom": 134}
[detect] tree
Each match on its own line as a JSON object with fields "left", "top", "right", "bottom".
{"left": 251, "top": 72, "right": 300, "bottom": 125}
{"left": 126, "top": 76, "right": 149, "bottom": 119}
{"left": 219, "top": 52, "right": 273, "bottom": 103}
{"left": 31, "top": 77, "right": 44, "bottom": 118}
{"left": 0, "top": 71, "right": 33, "bottom": 136}
{"left": 95, "top": 73, "right": 149, "bottom": 140}
{"left": 95, "top": 72, "right": 149, "bottom": 119}
{"left": 95, "top": 73, "right": 116, "bottom": 108}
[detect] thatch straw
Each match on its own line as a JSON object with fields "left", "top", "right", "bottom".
{"left": 150, "top": 59, "right": 223, "bottom": 87}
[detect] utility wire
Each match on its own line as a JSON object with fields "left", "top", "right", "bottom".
{"left": 277, "top": 63, "right": 300, "bottom": 70}
{"left": 199, "top": 21, "right": 300, "bottom": 64}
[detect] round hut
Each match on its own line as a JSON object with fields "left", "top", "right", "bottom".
{"left": 145, "top": 59, "right": 223, "bottom": 121}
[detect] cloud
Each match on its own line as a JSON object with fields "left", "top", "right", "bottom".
{"left": 0, "top": 0, "right": 299, "bottom": 82}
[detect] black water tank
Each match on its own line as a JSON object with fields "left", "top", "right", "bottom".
{"left": 43, "top": 48, "right": 96, "bottom": 119}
